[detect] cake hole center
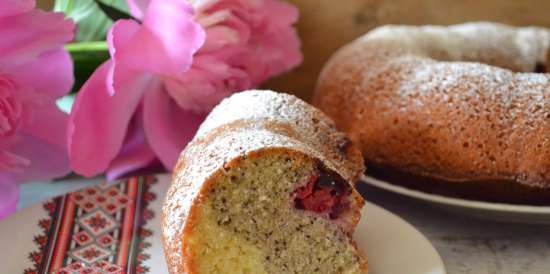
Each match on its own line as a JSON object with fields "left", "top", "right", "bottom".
{"left": 534, "top": 62, "right": 546, "bottom": 73}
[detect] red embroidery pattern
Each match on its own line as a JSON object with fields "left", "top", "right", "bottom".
{"left": 24, "top": 176, "right": 157, "bottom": 274}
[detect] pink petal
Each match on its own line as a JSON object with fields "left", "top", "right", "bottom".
{"left": 231, "top": 0, "right": 301, "bottom": 85}
{"left": 20, "top": 97, "right": 68, "bottom": 155}
{"left": 68, "top": 61, "right": 151, "bottom": 177}
{"left": 242, "top": 24, "right": 302, "bottom": 85}
{"left": 197, "top": 10, "right": 251, "bottom": 55}
{"left": 107, "top": 19, "right": 141, "bottom": 96}
{"left": 0, "top": 96, "right": 69, "bottom": 182}
{"left": 259, "top": 0, "right": 302, "bottom": 73}
{"left": 105, "top": 107, "right": 156, "bottom": 180}
{"left": 105, "top": 136, "right": 156, "bottom": 181}
{"left": 107, "top": 19, "right": 140, "bottom": 58}
{"left": 0, "top": 175, "right": 19, "bottom": 220}
{"left": 0, "top": 149, "right": 30, "bottom": 174}
{"left": 8, "top": 49, "right": 74, "bottom": 99}
{"left": 0, "top": 9, "right": 74, "bottom": 66}
{"left": 142, "top": 85, "right": 206, "bottom": 170}
{"left": 163, "top": 54, "right": 250, "bottom": 111}
{"left": 263, "top": 0, "right": 300, "bottom": 26}
{"left": 200, "top": 25, "right": 240, "bottom": 53}
{"left": 8, "top": 132, "right": 70, "bottom": 181}
{"left": 0, "top": 0, "right": 34, "bottom": 17}
{"left": 126, "top": 0, "right": 150, "bottom": 20}
{"left": 110, "top": 0, "right": 205, "bottom": 77}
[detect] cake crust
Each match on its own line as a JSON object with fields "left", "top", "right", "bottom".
{"left": 162, "top": 90, "right": 366, "bottom": 274}
{"left": 314, "top": 22, "right": 550, "bottom": 202}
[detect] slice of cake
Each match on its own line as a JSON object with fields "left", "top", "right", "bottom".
{"left": 162, "top": 90, "right": 368, "bottom": 274}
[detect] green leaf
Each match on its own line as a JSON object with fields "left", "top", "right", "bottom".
{"left": 94, "top": 0, "right": 136, "bottom": 22}
{"left": 65, "top": 41, "right": 110, "bottom": 92}
{"left": 54, "top": 0, "right": 130, "bottom": 42}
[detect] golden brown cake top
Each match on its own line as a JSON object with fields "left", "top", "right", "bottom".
{"left": 314, "top": 22, "right": 550, "bottom": 188}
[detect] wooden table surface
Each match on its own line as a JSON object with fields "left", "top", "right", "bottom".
{"left": 19, "top": 178, "right": 550, "bottom": 274}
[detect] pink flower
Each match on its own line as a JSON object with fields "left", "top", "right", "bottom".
{"left": 0, "top": 1, "right": 75, "bottom": 219}
{"left": 68, "top": 0, "right": 301, "bottom": 179}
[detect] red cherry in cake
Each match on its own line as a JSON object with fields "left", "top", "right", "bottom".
{"left": 293, "top": 169, "right": 348, "bottom": 219}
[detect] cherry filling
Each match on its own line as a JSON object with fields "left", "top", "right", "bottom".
{"left": 293, "top": 170, "right": 349, "bottom": 219}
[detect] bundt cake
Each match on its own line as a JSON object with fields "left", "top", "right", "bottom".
{"left": 313, "top": 22, "right": 550, "bottom": 205}
{"left": 162, "top": 90, "right": 368, "bottom": 274}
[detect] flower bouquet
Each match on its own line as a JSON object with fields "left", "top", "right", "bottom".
{"left": 0, "top": 0, "right": 302, "bottom": 219}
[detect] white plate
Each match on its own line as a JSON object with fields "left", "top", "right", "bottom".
{"left": 362, "top": 174, "right": 550, "bottom": 225}
{"left": 358, "top": 202, "right": 446, "bottom": 274}
{"left": 0, "top": 174, "right": 444, "bottom": 274}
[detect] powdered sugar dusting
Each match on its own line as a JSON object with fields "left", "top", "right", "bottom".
{"left": 195, "top": 90, "right": 363, "bottom": 182}
{"left": 396, "top": 59, "right": 549, "bottom": 123}
{"left": 364, "top": 22, "right": 550, "bottom": 72}
{"left": 315, "top": 22, "right": 550, "bottom": 188}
